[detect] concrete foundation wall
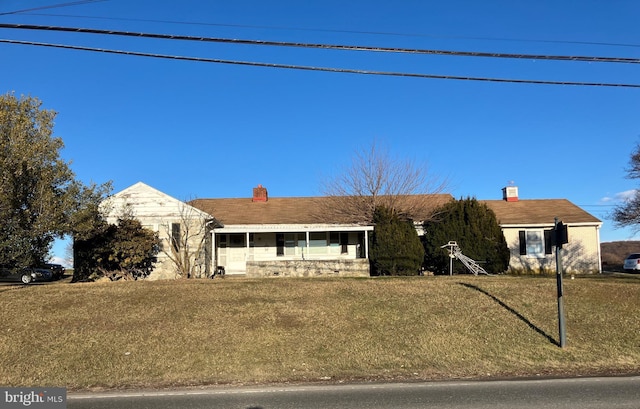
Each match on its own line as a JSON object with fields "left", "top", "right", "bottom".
{"left": 246, "top": 259, "right": 370, "bottom": 278}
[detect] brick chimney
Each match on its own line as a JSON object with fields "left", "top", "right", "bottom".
{"left": 502, "top": 185, "right": 519, "bottom": 202}
{"left": 252, "top": 184, "right": 268, "bottom": 202}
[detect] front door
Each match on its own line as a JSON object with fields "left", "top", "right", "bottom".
{"left": 217, "top": 233, "right": 247, "bottom": 274}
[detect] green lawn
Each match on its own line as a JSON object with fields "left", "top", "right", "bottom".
{"left": 1, "top": 274, "right": 638, "bottom": 391}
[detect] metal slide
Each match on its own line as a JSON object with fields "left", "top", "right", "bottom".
{"left": 441, "top": 241, "right": 489, "bottom": 275}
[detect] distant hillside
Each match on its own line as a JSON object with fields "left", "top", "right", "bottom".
{"left": 601, "top": 241, "right": 640, "bottom": 270}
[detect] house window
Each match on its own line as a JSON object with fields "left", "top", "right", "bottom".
{"left": 309, "top": 232, "right": 327, "bottom": 254}
{"left": 519, "top": 230, "right": 553, "bottom": 257}
{"left": 329, "top": 232, "right": 340, "bottom": 254}
{"left": 171, "top": 223, "right": 181, "bottom": 252}
{"left": 285, "top": 233, "right": 299, "bottom": 256}
{"left": 218, "top": 234, "right": 227, "bottom": 248}
{"left": 229, "top": 234, "right": 245, "bottom": 248}
{"left": 329, "top": 232, "right": 349, "bottom": 254}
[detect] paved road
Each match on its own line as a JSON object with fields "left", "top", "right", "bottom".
{"left": 68, "top": 376, "right": 640, "bottom": 409}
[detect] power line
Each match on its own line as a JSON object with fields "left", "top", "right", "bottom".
{"left": 14, "top": 12, "right": 640, "bottom": 49}
{"left": 0, "top": 1, "right": 106, "bottom": 16}
{"left": 2, "top": 38, "right": 639, "bottom": 88}
{"left": 1, "top": 23, "right": 639, "bottom": 64}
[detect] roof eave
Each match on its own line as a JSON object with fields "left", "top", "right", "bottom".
{"left": 499, "top": 221, "right": 603, "bottom": 228}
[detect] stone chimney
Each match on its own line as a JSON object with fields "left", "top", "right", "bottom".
{"left": 252, "top": 184, "right": 268, "bottom": 202}
{"left": 502, "top": 185, "right": 519, "bottom": 202}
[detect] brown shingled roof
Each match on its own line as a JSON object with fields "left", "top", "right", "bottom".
{"left": 189, "top": 195, "right": 453, "bottom": 225}
{"left": 190, "top": 197, "right": 328, "bottom": 225}
{"left": 483, "top": 199, "right": 601, "bottom": 225}
{"left": 190, "top": 196, "right": 600, "bottom": 227}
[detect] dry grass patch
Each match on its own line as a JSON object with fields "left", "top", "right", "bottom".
{"left": 0, "top": 275, "right": 638, "bottom": 390}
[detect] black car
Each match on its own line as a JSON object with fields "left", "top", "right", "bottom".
{"left": 0, "top": 265, "right": 52, "bottom": 284}
{"left": 39, "top": 263, "right": 66, "bottom": 280}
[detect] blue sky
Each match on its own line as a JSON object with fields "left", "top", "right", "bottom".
{"left": 1, "top": 0, "right": 639, "bottom": 263}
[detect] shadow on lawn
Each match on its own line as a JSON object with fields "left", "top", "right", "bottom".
{"left": 459, "top": 282, "right": 559, "bottom": 347}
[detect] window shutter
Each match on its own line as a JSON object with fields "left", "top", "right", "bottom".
{"left": 544, "top": 230, "right": 553, "bottom": 255}
{"left": 519, "top": 230, "right": 526, "bottom": 255}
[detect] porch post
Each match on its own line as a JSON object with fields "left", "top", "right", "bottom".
{"left": 364, "top": 229, "right": 370, "bottom": 259}
{"left": 246, "top": 231, "right": 251, "bottom": 261}
{"left": 211, "top": 230, "right": 217, "bottom": 271}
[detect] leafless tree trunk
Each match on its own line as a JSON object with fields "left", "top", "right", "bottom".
{"left": 319, "top": 141, "right": 449, "bottom": 224}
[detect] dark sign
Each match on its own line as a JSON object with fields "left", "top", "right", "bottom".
{"left": 550, "top": 221, "right": 569, "bottom": 248}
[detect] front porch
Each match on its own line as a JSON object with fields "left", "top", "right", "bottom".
{"left": 212, "top": 224, "right": 373, "bottom": 276}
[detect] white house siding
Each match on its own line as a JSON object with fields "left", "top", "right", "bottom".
{"left": 100, "top": 182, "right": 213, "bottom": 280}
{"left": 502, "top": 224, "right": 601, "bottom": 274}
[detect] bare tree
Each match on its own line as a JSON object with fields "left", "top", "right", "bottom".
{"left": 319, "top": 141, "right": 449, "bottom": 224}
{"left": 162, "top": 203, "right": 215, "bottom": 279}
{"left": 612, "top": 143, "right": 640, "bottom": 232}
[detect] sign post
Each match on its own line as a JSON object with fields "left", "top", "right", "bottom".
{"left": 554, "top": 217, "right": 567, "bottom": 348}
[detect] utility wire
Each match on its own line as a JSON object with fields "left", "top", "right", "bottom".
{"left": 0, "top": 1, "right": 106, "bottom": 16}
{"left": 0, "top": 23, "right": 638, "bottom": 64}
{"left": 2, "top": 38, "right": 639, "bottom": 88}
{"left": 14, "top": 13, "right": 640, "bottom": 49}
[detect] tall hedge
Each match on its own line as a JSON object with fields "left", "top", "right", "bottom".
{"left": 422, "top": 197, "right": 510, "bottom": 274}
{"left": 370, "top": 206, "right": 425, "bottom": 276}
{"left": 74, "top": 217, "right": 160, "bottom": 281}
